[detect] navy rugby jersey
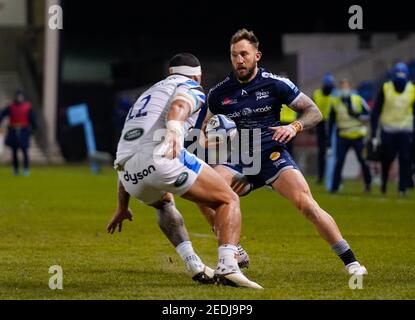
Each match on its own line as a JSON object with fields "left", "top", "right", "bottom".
{"left": 206, "top": 68, "right": 301, "bottom": 151}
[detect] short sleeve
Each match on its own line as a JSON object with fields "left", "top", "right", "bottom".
{"left": 275, "top": 77, "right": 301, "bottom": 106}
{"left": 172, "top": 79, "right": 205, "bottom": 114}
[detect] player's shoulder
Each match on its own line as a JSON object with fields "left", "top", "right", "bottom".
{"left": 177, "top": 78, "right": 203, "bottom": 91}
{"left": 259, "top": 68, "right": 297, "bottom": 90}
{"left": 208, "top": 74, "right": 233, "bottom": 97}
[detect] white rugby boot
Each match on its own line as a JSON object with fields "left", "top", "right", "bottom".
{"left": 214, "top": 258, "right": 263, "bottom": 289}
{"left": 345, "top": 261, "right": 368, "bottom": 275}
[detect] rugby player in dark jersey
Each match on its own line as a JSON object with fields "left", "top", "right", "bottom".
{"left": 196, "top": 29, "right": 367, "bottom": 277}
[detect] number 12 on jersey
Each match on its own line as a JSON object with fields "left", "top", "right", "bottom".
{"left": 126, "top": 95, "right": 151, "bottom": 122}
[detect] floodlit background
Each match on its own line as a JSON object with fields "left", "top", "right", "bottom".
{"left": 0, "top": 0, "right": 414, "bottom": 299}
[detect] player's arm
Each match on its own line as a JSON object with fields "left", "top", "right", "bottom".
{"left": 167, "top": 99, "right": 192, "bottom": 122}
{"left": 198, "top": 107, "right": 215, "bottom": 148}
{"left": 164, "top": 83, "right": 205, "bottom": 158}
{"left": 289, "top": 93, "right": 322, "bottom": 130}
{"left": 270, "top": 93, "right": 322, "bottom": 143}
{"left": 107, "top": 180, "right": 133, "bottom": 234}
{"left": 164, "top": 98, "right": 193, "bottom": 158}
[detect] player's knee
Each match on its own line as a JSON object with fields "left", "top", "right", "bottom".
{"left": 295, "top": 192, "right": 320, "bottom": 220}
{"left": 218, "top": 189, "right": 240, "bottom": 210}
{"left": 227, "top": 189, "right": 240, "bottom": 206}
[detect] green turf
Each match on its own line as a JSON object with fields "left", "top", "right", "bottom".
{"left": 0, "top": 165, "right": 414, "bottom": 299}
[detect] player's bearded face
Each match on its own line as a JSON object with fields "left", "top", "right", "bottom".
{"left": 231, "top": 40, "right": 260, "bottom": 82}
{"left": 234, "top": 58, "right": 256, "bottom": 81}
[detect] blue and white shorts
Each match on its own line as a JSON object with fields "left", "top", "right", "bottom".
{"left": 119, "top": 149, "right": 204, "bottom": 204}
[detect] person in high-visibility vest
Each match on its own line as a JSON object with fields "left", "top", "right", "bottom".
{"left": 328, "top": 79, "right": 371, "bottom": 193}
{"left": 313, "top": 73, "right": 336, "bottom": 183}
{"left": 280, "top": 104, "right": 298, "bottom": 156}
{"left": 0, "top": 90, "right": 37, "bottom": 176}
{"left": 371, "top": 62, "right": 415, "bottom": 196}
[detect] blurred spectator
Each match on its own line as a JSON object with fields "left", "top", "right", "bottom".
{"left": 312, "top": 73, "right": 336, "bottom": 183}
{"left": 328, "top": 79, "right": 371, "bottom": 193}
{"left": 0, "top": 90, "right": 37, "bottom": 176}
{"left": 370, "top": 62, "right": 415, "bottom": 196}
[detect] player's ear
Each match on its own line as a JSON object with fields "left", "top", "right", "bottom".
{"left": 256, "top": 51, "right": 262, "bottom": 62}
{"left": 192, "top": 74, "right": 202, "bottom": 84}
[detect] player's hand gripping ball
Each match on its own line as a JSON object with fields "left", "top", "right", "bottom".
{"left": 205, "top": 114, "right": 237, "bottom": 147}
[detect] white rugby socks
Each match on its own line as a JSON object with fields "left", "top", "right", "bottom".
{"left": 176, "top": 241, "right": 195, "bottom": 260}
{"left": 176, "top": 241, "right": 204, "bottom": 275}
{"left": 217, "top": 244, "right": 240, "bottom": 273}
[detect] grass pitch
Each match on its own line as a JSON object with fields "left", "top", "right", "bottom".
{"left": 0, "top": 165, "right": 414, "bottom": 299}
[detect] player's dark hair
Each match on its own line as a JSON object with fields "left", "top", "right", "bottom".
{"left": 230, "top": 29, "right": 259, "bottom": 49}
{"left": 169, "top": 53, "right": 201, "bottom": 68}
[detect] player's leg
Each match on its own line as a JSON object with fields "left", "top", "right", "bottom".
{"left": 196, "top": 164, "right": 251, "bottom": 268}
{"left": 331, "top": 137, "right": 349, "bottom": 193}
{"left": 195, "top": 164, "right": 242, "bottom": 225}
{"left": 150, "top": 192, "right": 214, "bottom": 284}
{"left": 271, "top": 169, "right": 367, "bottom": 275}
{"left": 196, "top": 164, "right": 250, "bottom": 226}
{"left": 181, "top": 163, "right": 262, "bottom": 289}
{"left": 181, "top": 165, "right": 241, "bottom": 245}
{"left": 119, "top": 153, "right": 214, "bottom": 284}
{"left": 196, "top": 203, "right": 250, "bottom": 269}
{"left": 352, "top": 138, "right": 372, "bottom": 192}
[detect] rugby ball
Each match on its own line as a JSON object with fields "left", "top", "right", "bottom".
{"left": 205, "top": 114, "right": 237, "bottom": 145}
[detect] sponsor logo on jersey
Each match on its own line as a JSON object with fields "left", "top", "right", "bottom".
{"left": 174, "top": 172, "right": 189, "bottom": 187}
{"left": 273, "top": 158, "right": 287, "bottom": 167}
{"left": 241, "top": 89, "right": 248, "bottom": 97}
{"left": 227, "top": 110, "right": 241, "bottom": 118}
{"left": 210, "top": 76, "right": 230, "bottom": 93}
{"left": 221, "top": 97, "right": 238, "bottom": 106}
{"left": 256, "top": 90, "right": 270, "bottom": 101}
{"left": 226, "top": 105, "right": 273, "bottom": 119}
{"left": 270, "top": 152, "right": 281, "bottom": 161}
{"left": 253, "top": 105, "right": 272, "bottom": 113}
{"left": 242, "top": 108, "right": 252, "bottom": 116}
{"left": 123, "top": 165, "right": 156, "bottom": 185}
{"left": 123, "top": 128, "right": 144, "bottom": 141}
